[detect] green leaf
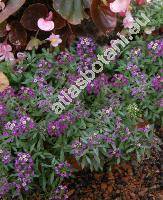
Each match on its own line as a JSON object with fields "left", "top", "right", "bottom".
{"left": 53, "top": 0, "right": 89, "bottom": 25}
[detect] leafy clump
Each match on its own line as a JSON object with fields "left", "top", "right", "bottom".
{"left": 0, "top": 35, "right": 162, "bottom": 198}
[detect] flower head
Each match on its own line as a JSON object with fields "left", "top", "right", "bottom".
{"left": 14, "top": 152, "right": 34, "bottom": 191}
{"left": 110, "top": 0, "right": 131, "bottom": 13}
{"left": 55, "top": 162, "right": 73, "bottom": 178}
{"left": 46, "top": 34, "right": 62, "bottom": 47}
{"left": 37, "top": 11, "right": 54, "bottom": 31}
{"left": 50, "top": 185, "right": 68, "bottom": 200}
{"left": 0, "top": 178, "right": 10, "bottom": 198}
{"left": 123, "top": 11, "right": 134, "bottom": 28}
{"left": 0, "top": 43, "right": 15, "bottom": 62}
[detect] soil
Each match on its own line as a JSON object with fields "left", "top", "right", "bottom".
{"left": 66, "top": 150, "right": 162, "bottom": 200}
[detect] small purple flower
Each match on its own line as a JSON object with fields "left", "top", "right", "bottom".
{"left": 14, "top": 152, "right": 34, "bottom": 191}
{"left": 87, "top": 133, "right": 102, "bottom": 148}
{"left": 0, "top": 103, "right": 7, "bottom": 116}
{"left": 49, "top": 185, "right": 68, "bottom": 200}
{"left": 71, "top": 140, "right": 87, "bottom": 157}
{"left": 0, "top": 149, "right": 12, "bottom": 165}
{"left": 110, "top": 73, "right": 128, "bottom": 87}
{"left": 126, "top": 64, "right": 148, "bottom": 99}
{"left": 0, "top": 86, "right": 15, "bottom": 101}
{"left": 56, "top": 51, "right": 75, "bottom": 65}
{"left": 86, "top": 73, "right": 109, "bottom": 95}
{"left": 37, "top": 99, "right": 52, "bottom": 112}
{"left": 108, "top": 148, "right": 121, "bottom": 158}
{"left": 0, "top": 178, "right": 10, "bottom": 198}
{"left": 76, "top": 37, "right": 97, "bottom": 73}
{"left": 126, "top": 64, "right": 140, "bottom": 77}
{"left": 55, "top": 162, "right": 73, "bottom": 178}
{"left": 33, "top": 76, "right": 47, "bottom": 90}
{"left": 138, "top": 125, "right": 150, "bottom": 133}
{"left": 13, "top": 65, "right": 26, "bottom": 74}
{"left": 3, "top": 115, "right": 35, "bottom": 138}
{"left": 77, "top": 37, "right": 96, "bottom": 56}
{"left": 157, "top": 98, "right": 163, "bottom": 107}
{"left": 115, "top": 117, "right": 122, "bottom": 132}
{"left": 36, "top": 59, "right": 52, "bottom": 76}
{"left": 47, "top": 120, "right": 68, "bottom": 137}
{"left": 130, "top": 48, "right": 142, "bottom": 60}
{"left": 147, "top": 39, "right": 163, "bottom": 57}
{"left": 18, "top": 86, "right": 35, "bottom": 100}
{"left": 152, "top": 75, "right": 163, "bottom": 91}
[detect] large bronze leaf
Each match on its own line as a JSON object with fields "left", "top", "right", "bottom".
{"left": 53, "top": 0, "right": 90, "bottom": 25}
{"left": 0, "top": 0, "right": 26, "bottom": 24}
{"left": 90, "top": 0, "right": 117, "bottom": 34}
{"left": 20, "top": 3, "right": 48, "bottom": 31}
{"left": 53, "top": 11, "right": 66, "bottom": 30}
{"left": 9, "top": 21, "right": 27, "bottom": 46}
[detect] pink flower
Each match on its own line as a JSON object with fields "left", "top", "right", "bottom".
{"left": 123, "top": 11, "right": 134, "bottom": 28}
{"left": 46, "top": 34, "right": 62, "bottom": 47}
{"left": 136, "top": 0, "right": 146, "bottom": 5}
{"left": 110, "top": 0, "right": 131, "bottom": 13}
{"left": 17, "top": 52, "right": 27, "bottom": 61}
{"left": 37, "top": 12, "right": 54, "bottom": 31}
{"left": 0, "top": 43, "right": 15, "bottom": 61}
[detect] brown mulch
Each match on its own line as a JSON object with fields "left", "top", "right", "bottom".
{"left": 67, "top": 151, "right": 162, "bottom": 200}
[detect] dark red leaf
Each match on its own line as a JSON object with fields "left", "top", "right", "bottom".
{"left": 20, "top": 3, "right": 48, "bottom": 31}
{"left": 55, "top": 25, "right": 75, "bottom": 50}
{"left": 9, "top": 21, "right": 27, "bottom": 46}
{"left": 53, "top": 11, "right": 66, "bottom": 30}
{"left": 90, "top": 0, "right": 117, "bottom": 34}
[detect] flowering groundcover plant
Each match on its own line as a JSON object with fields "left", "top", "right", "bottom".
{"left": 0, "top": 36, "right": 162, "bottom": 199}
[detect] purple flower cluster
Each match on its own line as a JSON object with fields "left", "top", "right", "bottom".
{"left": 3, "top": 115, "right": 35, "bottom": 137}
{"left": 130, "top": 48, "right": 142, "bottom": 60}
{"left": 86, "top": 73, "right": 109, "bottom": 95}
{"left": 108, "top": 148, "right": 121, "bottom": 158}
{"left": 0, "top": 86, "right": 15, "bottom": 101}
{"left": 147, "top": 39, "right": 163, "bottom": 57}
{"left": 18, "top": 86, "right": 35, "bottom": 100}
{"left": 152, "top": 75, "right": 163, "bottom": 91}
{"left": 37, "top": 99, "right": 52, "bottom": 112}
{"left": 36, "top": 59, "right": 52, "bottom": 76}
{"left": 56, "top": 51, "right": 75, "bottom": 65}
{"left": 48, "top": 106, "right": 89, "bottom": 137}
{"left": 110, "top": 73, "right": 128, "bottom": 87}
{"left": 71, "top": 140, "right": 87, "bottom": 157}
{"left": 33, "top": 76, "right": 46, "bottom": 88}
{"left": 127, "top": 64, "right": 147, "bottom": 99}
{"left": 77, "top": 57, "right": 95, "bottom": 73}
{"left": 14, "top": 152, "right": 34, "bottom": 191}
{"left": 33, "top": 76, "right": 54, "bottom": 95}
{"left": 0, "top": 149, "right": 12, "bottom": 165}
{"left": 0, "top": 103, "right": 7, "bottom": 116}
{"left": 157, "top": 98, "right": 163, "bottom": 107}
{"left": 67, "top": 74, "right": 80, "bottom": 85}
{"left": 48, "top": 119, "right": 68, "bottom": 137}
{"left": 0, "top": 178, "right": 10, "bottom": 198}
{"left": 87, "top": 133, "right": 102, "bottom": 147}
{"left": 76, "top": 37, "right": 96, "bottom": 73}
{"left": 55, "top": 162, "right": 73, "bottom": 178}
{"left": 47, "top": 111, "right": 77, "bottom": 137}
{"left": 77, "top": 37, "right": 96, "bottom": 56}
{"left": 50, "top": 185, "right": 68, "bottom": 200}
{"left": 13, "top": 65, "right": 26, "bottom": 74}
{"left": 137, "top": 125, "right": 150, "bottom": 133}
